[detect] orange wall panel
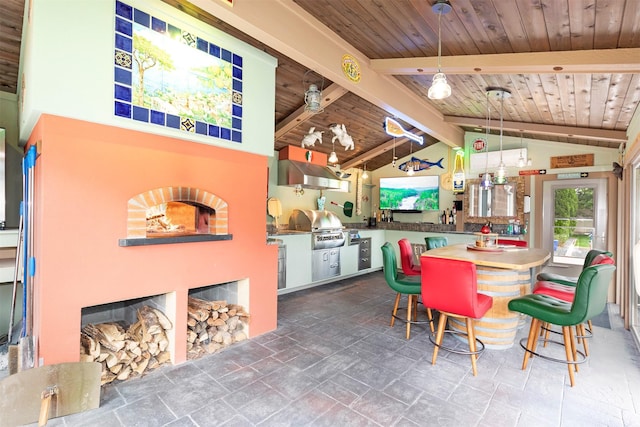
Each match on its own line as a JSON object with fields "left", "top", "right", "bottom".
{"left": 27, "top": 114, "right": 278, "bottom": 366}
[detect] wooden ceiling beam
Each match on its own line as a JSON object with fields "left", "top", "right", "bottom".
{"left": 371, "top": 48, "right": 640, "bottom": 75}
{"left": 443, "top": 116, "right": 628, "bottom": 143}
{"left": 275, "top": 83, "right": 348, "bottom": 139}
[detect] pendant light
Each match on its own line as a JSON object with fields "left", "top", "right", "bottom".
{"left": 480, "top": 91, "right": 493, "bottom": 190}
{"left": 362, "top": 163, "right": 369, "bottom": 180}
{"left": 428, "top": 0, "right": 452, "bottom": 100}
{"left": 406, "top": 141, "right": 415, "bottom": 175}
{"left": 328, "top": 138, "right": 338, "bottom": 164}
{"left": 303, "top": 70, "right": 324, "bottom": 114}
{"left": 486, "top": 87, "right": 511, "bottom": 185}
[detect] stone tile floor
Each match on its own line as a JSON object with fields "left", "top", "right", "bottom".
{"left": 21, "top": 271, "right": 640, "bottom": 426}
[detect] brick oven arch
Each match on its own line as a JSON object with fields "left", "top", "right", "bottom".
{"left": 126, "top": 186, "right": 228, "bottom": 238}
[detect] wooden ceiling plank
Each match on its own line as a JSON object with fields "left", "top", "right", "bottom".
{"left": 543, "top": 0, "right": 572, "bottom": 52}
{"left": 618, "top": 0, "right": 640, "bottom": 47}
{"left": 594, "top": 0, "right": 625, "bottom": 50}
{"left": 615, "top": 74, "right": 640, "bottom": 130}
{"left": 574, "top": 73, "right": 592, "bottom": 129}
{"left": 443, "top": 116, "right": 627, "bottom": 143}
{"left": 588, "top": 74, "right": 612, "bottom": 129}
{"left": 514, "top": 0, "right": 551, "bottom": 52}
{"left": 556, "top": 74, "right": 577, "bottom": 127}
{"left": 370, "top": 48, "right": 640, "bottom": 75}
{"left": 568, "top": 0, "right": 596, "bottom": 51}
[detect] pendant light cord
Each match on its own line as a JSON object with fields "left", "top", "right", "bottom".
{"left": 499, "top": 92, "right": 504, "bottom": 164}
{"left": 437, "top": 9, "right": 443, "bottom": 72}
{"left": 484, "top": 92, "right": 491, "bottom": 173}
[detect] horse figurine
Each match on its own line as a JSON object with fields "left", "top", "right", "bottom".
{"left": 329, "top": 123, "right": 355, "bottom": 151}
{"left": 301, "top": 127, "right": 324, "bottom": 148}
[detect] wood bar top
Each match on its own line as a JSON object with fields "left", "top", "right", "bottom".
{"left": 421, "top": 243, "right": 550, "bottom": 270}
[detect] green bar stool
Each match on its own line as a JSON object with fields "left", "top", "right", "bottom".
{"left": 508, "top": 263, "right": 616, "bottom": 387}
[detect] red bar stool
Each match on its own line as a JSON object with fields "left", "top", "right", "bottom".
{"left": 420, "top": 257, "right": 493, "bottom": 376}
{"left": 398, "top": 238, "right": 421, "bottom": 276}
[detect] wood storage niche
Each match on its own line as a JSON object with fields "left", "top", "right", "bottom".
{"left": 187, "top": 281, "right": 250, "bottom": 360}
{"left": 80, "top": 294, "right": 173, "bottom": 385}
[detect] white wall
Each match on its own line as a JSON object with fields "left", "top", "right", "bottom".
{"left": 20, "top": 0, "right": 277, "bottom": 158}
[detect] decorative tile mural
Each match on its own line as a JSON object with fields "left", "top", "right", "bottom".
{"left": 114, "top": 1, "right": 243, "bottom": 143}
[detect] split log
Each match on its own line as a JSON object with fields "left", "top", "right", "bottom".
{"left": 188, "top": 297, "right": 213, "bottom": 321}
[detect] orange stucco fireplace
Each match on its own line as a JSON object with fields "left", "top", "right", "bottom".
{"left": 26, "top": 114, "right": 277, "bottom": 367}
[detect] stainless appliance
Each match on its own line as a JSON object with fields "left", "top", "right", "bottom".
{"left": 288, "top": 209, "right": 345, "bottom": 281}
{"left": 357, "top": 237, "right": 371, "bottom": 271}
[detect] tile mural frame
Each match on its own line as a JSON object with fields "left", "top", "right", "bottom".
{"left": 113, "top": 1, "right": 243, "bottom": 143}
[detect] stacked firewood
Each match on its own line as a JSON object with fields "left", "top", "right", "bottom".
{"left": 187, "top": 296, "right": 249, "bottom": 359}
{"left": 80, "top": 306, "right": 173, "bottom": 385}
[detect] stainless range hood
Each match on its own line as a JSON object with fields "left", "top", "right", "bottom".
{"left": 278, "top": 159, "right": 350, "bottom": 191}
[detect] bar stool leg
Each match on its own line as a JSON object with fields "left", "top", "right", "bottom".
{"left": 466, "top": 317, "right": 479, "bottom": 376}
{"left": 391, "top": 293, "right": 401, "bottom": 326}
{"left": 523, "top": 317, "right": 541, "bottom": 369}
{"left": 562, "top": 326, "right": 576, "bottom": 387}
{"left": 569, "top": 326, "right": 579, "bottom": 373}
{"left": 426, "top": 308, "right": 434, "bottom": 333}
{"left": 578, "top": 323, "right": 589, "bottom": 356}
{"left": 432, "top": 313, "right": 448, "bottom": 366}
{"left": 406, "top": 295, "right": 413, "bottom": 340}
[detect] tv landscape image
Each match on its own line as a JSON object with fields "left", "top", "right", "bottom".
{"left": 379, "top": 176, "right": 439, "bottom": 211}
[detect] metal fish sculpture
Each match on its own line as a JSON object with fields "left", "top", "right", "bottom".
{"left": 398, "top": 156, "right": 444, "bottom": 172}
{"left": 384, "top": 117, "right": 424, "bottom": 145}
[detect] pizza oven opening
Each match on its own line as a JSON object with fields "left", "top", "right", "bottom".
{"left": 146, "top": 201, "right": 214, "bottom": 237}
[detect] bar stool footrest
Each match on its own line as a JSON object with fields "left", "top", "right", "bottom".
{"left": 519, "top": 337, "right": 587, "bottom": 365}
{"left": 429, "top": 329, "right": 485, "bottom": 356}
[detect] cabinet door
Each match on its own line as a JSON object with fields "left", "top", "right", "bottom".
{"left": 328, "top": 249, "right": 341, "bottom": 277}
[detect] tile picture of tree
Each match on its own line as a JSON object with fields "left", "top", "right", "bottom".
{"left": 114, "top": 1, "right": 244, "bottom": 142}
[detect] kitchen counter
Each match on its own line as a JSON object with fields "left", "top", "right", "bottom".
{"left": 342, "top": 222, "right": 526, "bottom": 239}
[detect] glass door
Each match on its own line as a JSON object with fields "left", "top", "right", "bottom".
{"left": 542, "top": 179, "right": 608, "bottom": 266}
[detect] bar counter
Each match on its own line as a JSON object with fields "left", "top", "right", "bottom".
{"left": 421, "top": 243, "right": 550, "bottom": 349}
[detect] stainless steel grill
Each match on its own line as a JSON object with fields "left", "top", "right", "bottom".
{"left": 288, "top": 209, "right": 345, "bottom": 281}
{"left": 288, "top": 209, "right": 346, "bottom": 250}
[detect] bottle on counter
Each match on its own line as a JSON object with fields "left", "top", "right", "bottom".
{"left": 448, "top": 209, "right": 454, "bottom": 225}
{"left": 441, "top": 210, "right": 447, "bottom": 225}
{"left": 381, "top": 210, "right": 385, "bottom": 222}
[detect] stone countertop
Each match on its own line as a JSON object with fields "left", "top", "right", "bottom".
{"left": 341, "top": 222, "right": 526, "bottom": 238}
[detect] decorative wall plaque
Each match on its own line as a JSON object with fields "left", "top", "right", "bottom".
{"left": 550, "top": 154, "right": 594, "bottom": 168}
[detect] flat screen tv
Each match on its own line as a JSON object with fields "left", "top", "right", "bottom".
{"left": 379, "top": 175, "right": 439, "bottom": 211}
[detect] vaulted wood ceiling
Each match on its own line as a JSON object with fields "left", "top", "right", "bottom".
{"left": 2, "top": 0, "right": 638, "bottom": 172}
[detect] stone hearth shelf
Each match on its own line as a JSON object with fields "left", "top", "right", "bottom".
{"left": 118, "top": 234, "right": 233, "bottom": 247}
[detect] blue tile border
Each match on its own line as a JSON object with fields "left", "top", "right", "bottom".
{"left": 114, "top": 1, "right": 243, "bottom": 144}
